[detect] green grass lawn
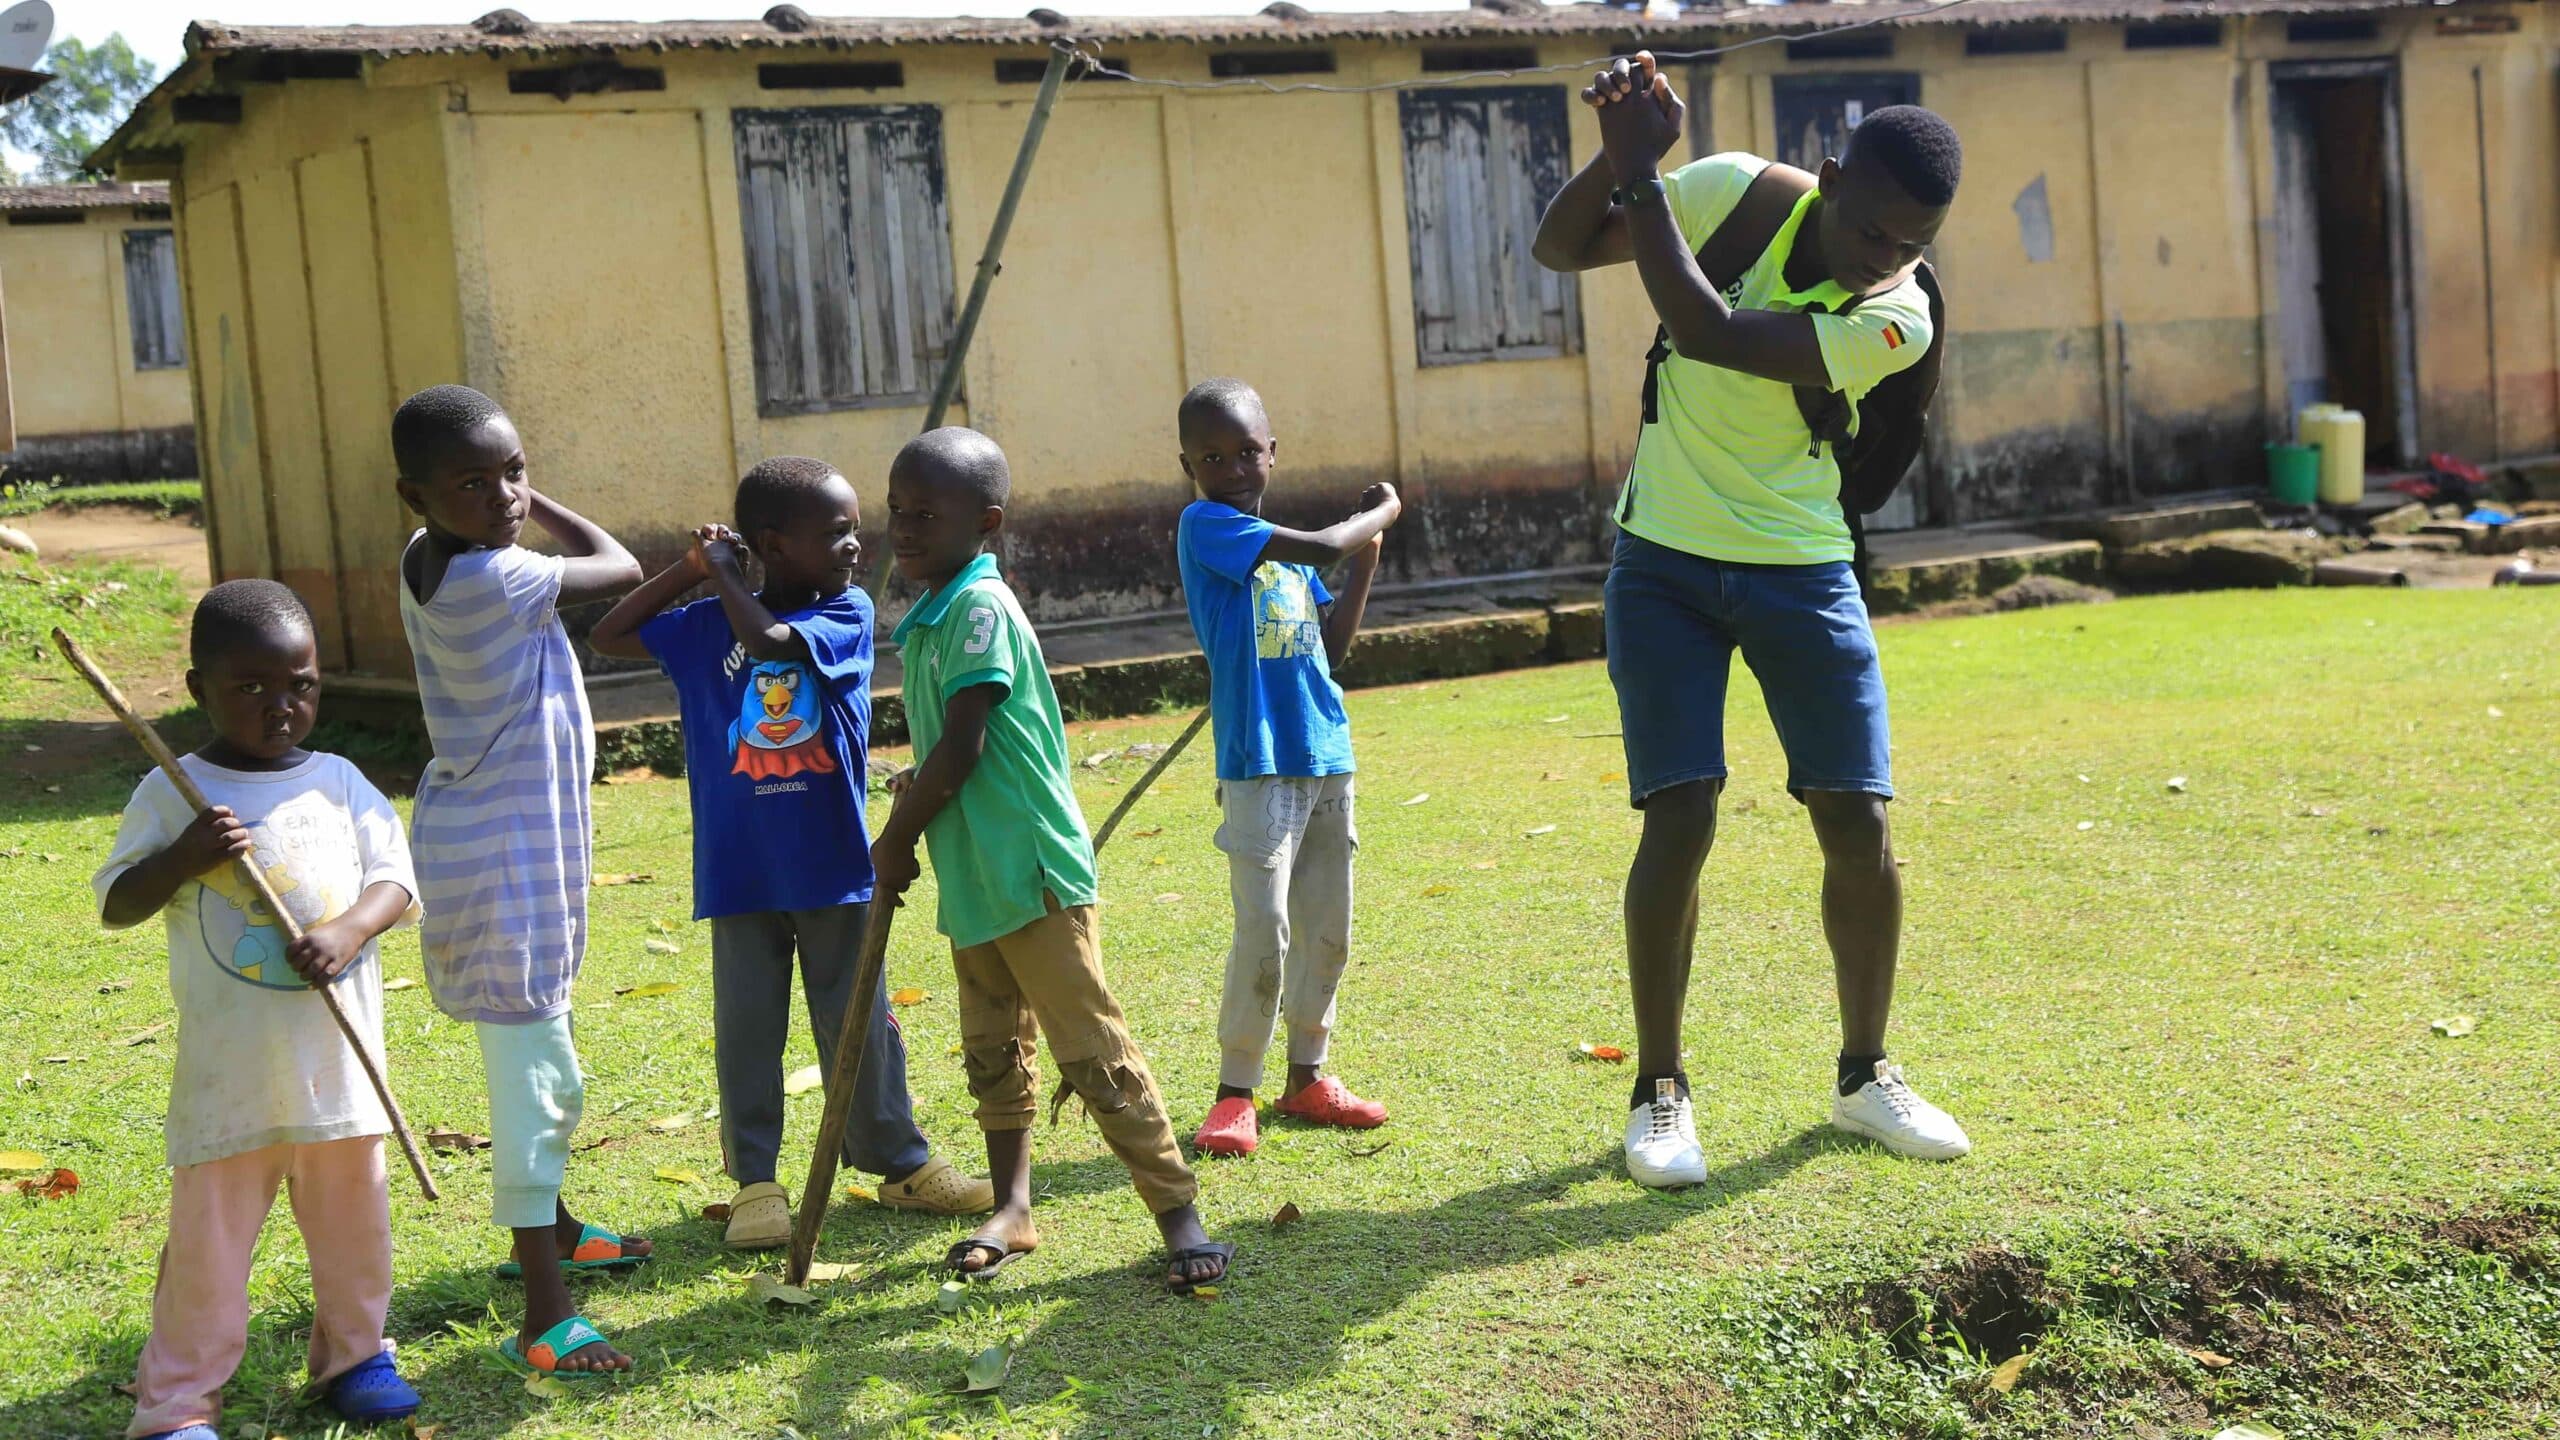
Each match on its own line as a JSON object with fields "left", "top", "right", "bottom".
{"left": 1, "top": 588, "right": 2555, "bottom": 1439}
{"left": 0, "top": 480, "right": 204, "bottom": 523}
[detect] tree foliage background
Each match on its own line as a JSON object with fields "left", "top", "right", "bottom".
{"left": 2, "top": 36, "right": 157, "bottom": 182}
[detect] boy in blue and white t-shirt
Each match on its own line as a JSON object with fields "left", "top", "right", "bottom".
{"left": 1172, "top": 378, "right": 1403, "bottom": 1158}
{"left": 591, "top": 456, "right": 990, "bottom": 1250}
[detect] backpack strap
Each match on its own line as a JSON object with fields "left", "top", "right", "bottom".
{"left": 1640, "top": 163, "right": 1818, "bottom": 425}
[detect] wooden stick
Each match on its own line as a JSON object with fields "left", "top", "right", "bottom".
{"left": 1090, "top": 706, "right": 1211, "bottom": 851}
{"left": 785, "top": 900, "right": 897, "bottom": 1285}
{"left": 52, "top": 627, "right": 441, "bottom": 1202}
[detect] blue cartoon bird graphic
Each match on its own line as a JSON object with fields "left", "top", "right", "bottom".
{"left": 730, "top": 659, "right": 838, "bottom": 780}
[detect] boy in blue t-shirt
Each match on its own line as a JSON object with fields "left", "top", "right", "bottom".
{"left": 592, "top": 457, "right": 990, "bottom": 1247}
{"left": 1173, "top": 379, "right": 1403, "bottom": 1158}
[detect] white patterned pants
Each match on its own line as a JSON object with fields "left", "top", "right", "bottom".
{"left": 1214, "top": 773, "right": 1356, "bottom": 1092}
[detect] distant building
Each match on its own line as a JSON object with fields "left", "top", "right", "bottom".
{"left": 0, "top": 182, "right": 193, "bottom": 481}
{"left": 91, "top": 2, "right": 2558, "bottom": 678}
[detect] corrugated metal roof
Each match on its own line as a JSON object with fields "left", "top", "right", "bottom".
{"left": 0, "top": 181, "right": 172, "bottom": 212}
{"left": 173, "top": 0, "right": 2431, "bottom": 57}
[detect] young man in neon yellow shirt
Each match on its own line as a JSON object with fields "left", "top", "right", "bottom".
{"left": 1534, "top": 54, "right": 1973, "bottom": 1184}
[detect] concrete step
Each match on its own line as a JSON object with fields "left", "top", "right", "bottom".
{"left": 1864, "top": 530, "right": 2105, "bottom": 614}
{"left": 2039, "top": 493, "right": 2262, "bottom": 549}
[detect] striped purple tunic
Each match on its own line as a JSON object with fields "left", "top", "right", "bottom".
{"left": 399, "top": 535, "right": 592, "bottom": 1023}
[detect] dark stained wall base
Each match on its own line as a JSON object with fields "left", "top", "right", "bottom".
{"left": 0, "top": 426, "right": 199, "bottom": 484}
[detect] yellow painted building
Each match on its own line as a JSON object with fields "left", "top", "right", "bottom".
{"left": 0, "top": 182, "right": 197, "bottom": 481}
{"left": 93, "top": 1, "right": 2559, "bottom": 677}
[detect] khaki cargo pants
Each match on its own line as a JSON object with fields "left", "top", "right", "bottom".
{"left": 951, "top": 897, "right": 1197, "bottom": 1215}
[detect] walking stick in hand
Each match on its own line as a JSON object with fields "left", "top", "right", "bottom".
{"left": 786, "top": 899, "right": 898, "bottom": 1285}
{"left": 52, "top": 628, "right": 441, "bottom": 1201}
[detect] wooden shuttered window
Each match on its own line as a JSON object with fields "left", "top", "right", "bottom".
{"left": 1398, "top": 86, "right": 1580, "bottom": 366}
{"left": 122, "top": 228, "right": 186, "bottom": 371}
{"left": 734, "top": 105, "right": 957, "bottom": 415}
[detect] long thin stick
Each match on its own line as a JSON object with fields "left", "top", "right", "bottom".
{"left": 785, "top": 704, "right": 1204, "bottom": 1283}
{"left": 865, "top": 42, "right": 1077, "bottom": 606}
{"left": 1091, "top": 707, "right": 1211, "bottom": 850}
{"left": 785, "top": 901, "right": 896, "bottom": 1285}
{"left": 52, "top": 628, "right": 440, "bottom": 1202}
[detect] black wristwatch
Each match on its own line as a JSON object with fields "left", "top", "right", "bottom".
{"left": 1612, "top": 176, "right": 1667, "bottom": 209}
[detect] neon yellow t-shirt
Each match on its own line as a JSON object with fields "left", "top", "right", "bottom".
{"left": 1616, "top": 152, "right": 1935, "bottom": 566}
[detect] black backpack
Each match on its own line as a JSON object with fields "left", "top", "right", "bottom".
{"left": 1634, "top": 162, "right": 1946, "bottom": 537}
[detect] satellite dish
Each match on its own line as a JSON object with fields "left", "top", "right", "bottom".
{"left": 0, "top": 1, "right": 53, "bottom": 72}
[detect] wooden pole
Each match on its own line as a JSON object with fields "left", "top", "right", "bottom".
{"left": 1090, "top": 706, "right": 1211, "bottom": 851}
{"left": 785, "top": 900, "right": 897, "bottom": 1285}
{"left": 52, "top": 628, "right": 440, "bottom": 1201}
{"left": 865, "top": 42, "right": 1078, "bottom": 605}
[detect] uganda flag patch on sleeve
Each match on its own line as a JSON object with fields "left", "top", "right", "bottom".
{"left": 1882, "top": 321, "right": 1909, "bottom": 351}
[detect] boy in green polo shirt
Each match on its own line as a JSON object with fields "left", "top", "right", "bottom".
{"left": 870, "top": 427, "right": 1229, "bottom": 1294}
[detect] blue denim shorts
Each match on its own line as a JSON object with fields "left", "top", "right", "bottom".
{"left": 1603, "top": 530, "right": 1893, "bottom": 807}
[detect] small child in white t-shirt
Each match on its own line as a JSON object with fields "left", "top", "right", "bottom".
{"left": 93, "top": 581, "right": 422, "bottom": 1440}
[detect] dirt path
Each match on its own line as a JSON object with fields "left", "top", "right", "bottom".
{"left": 12, "top": 506, "right": 211, "bottom": 593}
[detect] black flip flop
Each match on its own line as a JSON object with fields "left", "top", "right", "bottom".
{"left": 1165, "top": 1241, "right": 1235, "bottom": 1295}
{"left": 945, "top": 1237, "right": 1030, "bottom": 1282}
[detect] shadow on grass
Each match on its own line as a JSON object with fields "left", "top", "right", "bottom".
{"left": 783, "top": 1129, "right": 1837, "bottom": 1438}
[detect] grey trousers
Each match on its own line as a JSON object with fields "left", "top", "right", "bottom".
{"left": 710, "top": 902, "right": 930, "bottom": 1186}
{"left": 1213, "top": 774, "right": 1357, "bottom": 1091}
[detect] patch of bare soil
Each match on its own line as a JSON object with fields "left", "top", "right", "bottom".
{"left": 12, "top": 506, "right": 210, "bottom": 593}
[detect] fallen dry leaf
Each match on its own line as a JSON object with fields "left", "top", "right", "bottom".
{"left": 38, "top": 1056, "right": 70, "bottom": 1066}
{"left": 15, "top": 1168, "right": 76, "bottom": 1200}
{"left": 426, "top": 1128, "right": 489, "bottom": 1152}
{"left": 523, "top": 1373, "right": 572, "bottom": 1400}
{"left": 1541, "top": 715, "right": 1567, "bottom": 724}
{"left": 593, "top": 872, "right": 655, "bottom": 887}
{"left": 618, "top": 980, "right": 683, "bottom": 996}
{"left": 381, "top": 976, "right": 420, "bottom": 993}
{"left": 2181, "top": 1345, "right": 2234, "bottom": 1369}
{"left": 1577, "top": 1042, "right": 1627, "bottom": 1063}
{"left": 119, "top": 1022, "right": 170, "bottom": 1048}
{"left": 747, "top": 1274, "right": 817, "bottom": 1307}
{"left": 1987, "top": 1351, "right": 2030, "bottom": 1393}
{"left": 889, "top": 987, "right": 927, "bottom": 1006}
{"left": 0, "top": 1149, "right": 45, "bottom": 1171}
{"left": 649, "top": 1112, "right": 696, "bottom": 1132}
{"left": 2166, "top": 776, "right": 2189, "bottom": 793}
{"left": 937, "top": 1279, "right": 970, "bottom": 1313}
{"left": 1131, "top": 826, "right": 1163, "bottom": 838}
{"left": 955, "top": 1338, "right": 1015, "bottom": 1393}
{"left": 1419, "top": 884, "right": 1455, "bottom": 898}
{"left": 2431, "top": 1015, "right": 2478, "bottom": 1038}
{"left": 1272, "top": 1201, "right": 1304, "bottom": 1226}
{"left": 1600, "top": 771, "right": 1624, "bottom": 782}
{"left": 1154, "top": 892, "right": 1183, "bottom": 903}
{"left": 842, "top": 1182, "right": 877, "bottom": 1204}
{"left": 1522, "top": 824, "right": 1558, "bottom": 837}
{"left": 701, "top": 1202, "right": 732, "bottom": 1222}
{"left": 2075, "top": 821, "right": 2095, "bottom": 832}
{"left": 406, "top": 1422, "right": 440, "bottom": 1440}
{"left": 654, "top": 1166, "right": 701, "bottom": 1185}
{"left": 1346, "top": 1141, "right": 1391, "bottom": 1158}
{"left": 1540, "top": 771, "right": 1567, "bottom": 782}
{"left": 1469, "top": 860, "right": 1498, "bottom": 871}
{"left": 642, "top": 939, "right": 682, "bottom": 957}
{"left": 1400, "top": 793, "right": 1428, "bottom": 806}
{"left": 806, "top": 1261, "right": 859, "bottom": 1283}
{"left": 784, "top": 1064, "right": 824, "bottom": 1096}
{"left": 2487, "top": 706, "right": 2505, "bottom": 719}
{"left": 2209, "top": 1425, "right": 2282, "bottom": 1440}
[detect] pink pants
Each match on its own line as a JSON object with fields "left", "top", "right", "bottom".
{"left": 128, "top": 1136, "right": 392, "bottom": 1439}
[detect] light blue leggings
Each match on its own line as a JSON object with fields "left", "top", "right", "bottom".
{"left": 475, "top": 1015, "right": 584, "bottom": 1229}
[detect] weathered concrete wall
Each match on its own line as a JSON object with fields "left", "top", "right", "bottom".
{"left": 0, "top": 206, "right": 195, "bottom": 472}
{"left": 118, "top": 8, "right": 2559, "bottom": 678}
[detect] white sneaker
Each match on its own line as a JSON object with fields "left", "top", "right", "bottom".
{"left": 1624, "top": 1077, "right": 1709, "bottom": 1187}
{"left": 1831, "top": 1060, "right": 1972, "bottom": 1160}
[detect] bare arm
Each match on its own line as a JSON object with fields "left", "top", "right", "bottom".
{"left": 1258, "top": 484, "right": 1403, "bottom": 568}
{"left": 697, "top": 526, "right": 809, "bottom": 663}
{"left": 284, "top": 880, "right": 416, "bottom": 985}
{"left": 1584, "top": 55, "right": 1832, "bottom": 389}
{"left": 526, "top": 489, "right": 644, "bottom": 606}
{"left": 1321, "top": 535, "right": 1384, "bottom": 670}
{"left": 869, "top": 683, "right": 1000, "bottom": 900}
{"left": 101, "top": 805, "right": 252, "bottom": 928}
{"left": 1532, "top": 150, "right": 1636, "bottom": 273}
{"left": 588, "top": 539, "right": 710, "bottom": 661}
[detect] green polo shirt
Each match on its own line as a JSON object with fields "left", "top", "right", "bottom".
{"left": 890, "top": 552, "right": 1098, "bottom": 948}
{"left": 1619, "top": 151, "right": 1936, "bottom": 566}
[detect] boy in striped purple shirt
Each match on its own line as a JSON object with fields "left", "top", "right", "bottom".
{"left": 393, "top": 385, "right": 650, "bottom": 1378}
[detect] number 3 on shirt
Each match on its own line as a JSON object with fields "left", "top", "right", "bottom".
{"left": 963, "top": 605, "right": 996, "bottom": 655}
